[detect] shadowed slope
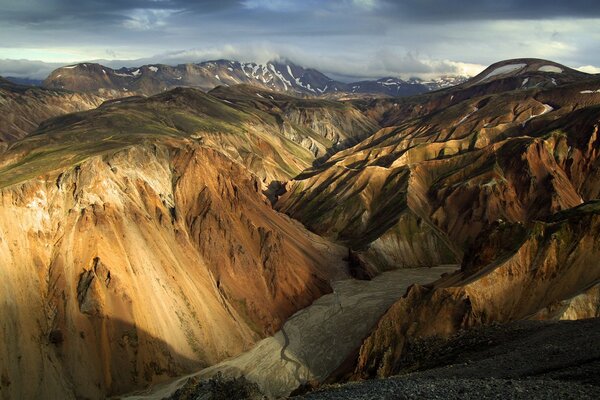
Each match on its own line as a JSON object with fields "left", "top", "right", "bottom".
{"left": 0, "top": 77, "right": 104, "bottom": 142}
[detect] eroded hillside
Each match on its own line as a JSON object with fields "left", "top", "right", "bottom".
{"left": 0, "top": 89, "right": 356, "bottom": 398}
{"left": 274, "top": 59, "right": 600, "bottom": 389}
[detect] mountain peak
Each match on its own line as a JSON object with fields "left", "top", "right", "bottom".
{"left": 43, "top": 59, "right": 468, "bottom": 98}
{"left": 463, "top": 58, "right": 590, "bottom": 89}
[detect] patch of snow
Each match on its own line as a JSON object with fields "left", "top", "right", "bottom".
{"left": 102, "top": 69, "right": 106, "bottom": 74}
{"left": 476, "top": 63, "right": 527, "bottom": 84}
{"left": 62, "top": 65, "right": 78, "bottom": 69}
{"left": 521, "top": 78, "right": 529, "bottom": 87}
{"left": 522, "top": 104, "right": 554, "bottom": 127}
{"left": 457, "top": 107, "right": 479, "bottom": 125}
{"left": 114, "top": 72, "right": 133, "bottom": 77}
{"left": 148, "top": 66, "right": 158, "bottom": 72}
{"left": 56, "top": 74, "right": 61, "bottom": 78}
{"left": 580, "top": 89, "right": 600, "bottom": 94}
{"left": 123, "top": 88, "right": 128, "bottom": 91}
{"left": 551, "top": 78, "right": 557, "bottom": 86}
{"left": 539, "top": 65, "right": 563, "bottom": 73}
{"left": 379, "top": 81, "right": 400, "bottom": 86}
{"left": 132, "top": 69, "right": 141, "bottom": 77}
{"left": 251, "top": 64, "right": 260, "bottom": 79}
{"left": 269, "top": 64, "right": 291, "bottom": 90}
{"left": 256, "top": 93, "right": 264, "bottom": 98}
{"left": 241, "top": 63, "right": 252, "bottom": 78}
{"left": 286, "top": 65, "right": 295, "bottom": 79}
{"left": 227, "top": 67, "right": 234, "bottom": 71}
{"left": 175, "top": 76, "right": 182, "bottom": 80}
{"left": 215, "top": 74, "right": 220, "bottom": 80}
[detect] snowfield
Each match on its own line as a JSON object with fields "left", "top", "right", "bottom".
{"left": 522, "top": 104, "right": 554, "bottom": 126}
{"left": 538, "top": 65, "right": 563, "bottom": 73}
{"left": 476, "top": 63, "right": 527, "bottom": 83}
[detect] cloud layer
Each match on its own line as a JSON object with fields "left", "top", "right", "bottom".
{"left": 0, "top": 0, "right": 598, "bottom": 79}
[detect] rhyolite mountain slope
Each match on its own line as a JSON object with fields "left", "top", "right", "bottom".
{"left": 0, "top": 87, "right": 354, "bottom": 399}
{"left": 275, "top": 58, "right": 600, "bottom": 386}
{"left": 353, "top": 58, "right": 593, "bottom": 128}
{"left": 42, "top": 59, "right": 466, "bottom": 98}
{"left": 208, "top": 85, "right": 379, "bottom": 162}
{"left": 0, "top": 76, "right": 104, "bottom": 141}
{"left": 24, "top": 86, "right": 378, "bottom": 183}
{"left": 277, "top": 58, "right": 599, "bottom": 270}
{"left": 355, "top": 201, "right": 600, "bottom": 378}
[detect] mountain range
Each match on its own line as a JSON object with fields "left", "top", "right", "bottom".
{"left": 0, "top": 57, "right": 599, "bottom": 399}
{"left": 42, "top": 59, "right": 468, "bottom": 98}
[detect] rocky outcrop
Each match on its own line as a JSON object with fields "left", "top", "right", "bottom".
{"left": 354, "top": 201, "right": 600, "bottom": 378}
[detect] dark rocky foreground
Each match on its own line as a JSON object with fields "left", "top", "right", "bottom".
{"left": 297, "top": 318, "right": 600, "bottom": 400}
{"left": 295, "top": 377, "right": 599, "bottom": 400}
{"left": 168, "top": 318, "right": 600, "bottom": 399}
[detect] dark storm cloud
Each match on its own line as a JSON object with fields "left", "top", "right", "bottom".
{"left": 378, "top": 0, "right": 600, "bottom": 21}
{"left": 0, "top": 0, "right": 241, "bottom": 25}
{"left": 1, "top": 0, "right": 599, "bottom": 79}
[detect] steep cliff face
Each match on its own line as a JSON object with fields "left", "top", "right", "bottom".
{"left": 355, "top": 201, "right": 600, "bottom": 378}
{"left": 278, "top": 80, "right": 600, "bottom": 270}
{"left": 0, "top": 78, "right": 104, "bottom": 141}
{"left": 0, "top": 140, "right": 344, "bottom": 399}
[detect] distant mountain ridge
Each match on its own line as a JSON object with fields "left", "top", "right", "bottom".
{"left": 42, "top": 59, "right": 468, "bottom": 97}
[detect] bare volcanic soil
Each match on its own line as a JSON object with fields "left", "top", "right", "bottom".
{"left": 297, "top": 318, "right": 600, "bottom": 400}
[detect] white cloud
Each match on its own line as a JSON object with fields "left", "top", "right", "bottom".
{"left": 351, "top": 0, "right": 377, "bottom": 10}
{"left": 242, "top": 0, "right": 302, "bottom": 12}
{"left": 123, "top": 9, "right": 177, "bottom": 31}
{"left": 577, "top": 65, "right": 600, "bottom": 74}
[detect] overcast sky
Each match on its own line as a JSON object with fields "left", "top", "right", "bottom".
{"left": 1, "top": 0, "right": 600, "bottom": 80}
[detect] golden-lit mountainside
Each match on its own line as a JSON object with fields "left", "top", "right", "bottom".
{"left": 278, "top": 59, "right": 600, "bottom": 270}
{"left": 0, "top": 94, "right": 350, "bottom": 398}
{"left": 0, "top": 58, "right": 599, "bottom": 399}
{"left": 275, "top": 59, "right": 600, "bottom": 383}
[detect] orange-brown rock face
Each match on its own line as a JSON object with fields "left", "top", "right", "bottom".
{"left": 275, "top": 62, "right": 600, "bottom": 383}
{"left": 355, "top": 202, "right": 600, "bottom": 378}
{"left": 0, "top": 143, "right": 344, "bottom": 399}
{"left": 278, "top": 79, "right": 600, "bottom": 271}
